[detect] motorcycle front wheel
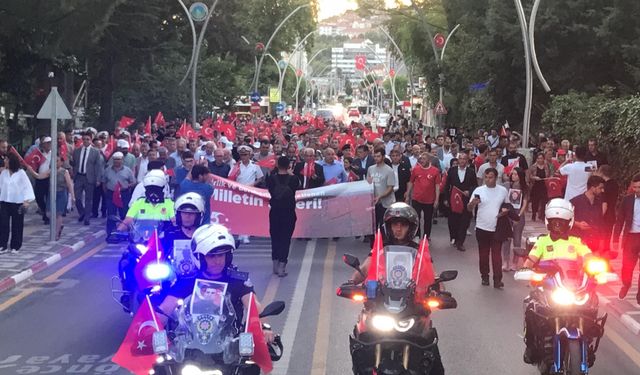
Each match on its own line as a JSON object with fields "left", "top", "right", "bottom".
{"left": 564, "top": 340, "right": 583, "bottom": 375}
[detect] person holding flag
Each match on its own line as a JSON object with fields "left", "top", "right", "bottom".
{"left": 157, "top": 223, "right": 277, "bottom": 373}
{"left": 349, "top": 202, "right": 445, "bottom": 374}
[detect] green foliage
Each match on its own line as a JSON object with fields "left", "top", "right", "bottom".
{"left": 383, "top": 76, "right": 408, "bottom": 100}
{"left": 541, "top": 91, "right": 640, "bottom": 182}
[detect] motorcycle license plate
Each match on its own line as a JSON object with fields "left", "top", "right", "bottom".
{"left": 152, "top": 330, "right": 169, "bottom": 354}
{"left": 239, "top": 332, "right": 254, "bottom": 357}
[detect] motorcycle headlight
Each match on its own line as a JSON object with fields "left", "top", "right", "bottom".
{"left": 551, "top": 288, "right": 576, "bottom": 306}
{"left": 371, "top": 315, "right": 395, "bottom": 332}
{"left": 394, "top": 318, "right": 415, "bottom": 333}
{"left": 585, "top": 258, "right": 607, "bottom": 275}
{"left": 181, "top": 365, "right": 202, "bottom": 375}
{"left": 145, "top": 263, "right": 171, "bottom": 281}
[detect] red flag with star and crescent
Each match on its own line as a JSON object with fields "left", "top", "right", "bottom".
{"left": 154, "top": 112, "right": 165, "bottom": 127}
{"left": 412, "top": 235, "right": 436, "bottom": 303}
{"left": 119, "top": 116, "right": 136, "bottom": 129}
{"left": 112, "top": 295, "right": 163, "bottom": 375}
{"left": 24, "top": 147, "right": 45, "bottom": 170}
{"left": 256, "top": 155, "right": 277, "bottom": 169}
{"left": 246, "top": 292, "right": 273, "bottom": 373}
{"left": 545, "top": 177, "right": 564, "bottom": 199}
{"left": 144, "top": 116, "right": 152, "bottom": 135}
{"left": 366, "top": 229, "right": 386, "bottom": 282}
{"left": 450, "top": 186, "right": 465, "bottom": 214}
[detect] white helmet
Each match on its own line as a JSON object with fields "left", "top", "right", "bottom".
{"left": 143, "top": 169, "right": 166, "bottom": 188}
{"left": 175, "top": 192, "right": 205, "bottom": 214}
{"left": 191, "top": 224, "right": 235, "bottom": 258}
{"left": 545, "top": 198, "right": 575, "bottom": 228}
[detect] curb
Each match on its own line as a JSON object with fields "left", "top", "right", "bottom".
{"left": 599, "top": 295, "right": 640, "bottom": 336}
{"left": 0, "top": 230, "right": 106, "bottom": 295}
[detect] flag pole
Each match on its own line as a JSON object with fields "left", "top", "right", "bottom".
{"left": 415, "top": 235, "right": 427, "bottom": 286}
{"left": 155, "top": 228, "right": 160, "bottom": 264}
{"left": 147, "top": 295, "right": 160, "bottom": 331}
{"left": 245, "top": 292, "right": 253, "bottom": 333}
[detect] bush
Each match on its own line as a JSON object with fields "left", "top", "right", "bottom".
{"left": 542, "top": 91, "right": 640, "bottom": 185}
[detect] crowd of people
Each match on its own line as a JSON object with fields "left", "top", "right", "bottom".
{"left": 0, "top": 113, "right": 639, "bottom": 303}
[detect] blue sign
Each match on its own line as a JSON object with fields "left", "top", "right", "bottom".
{"left": 250, "top": 91, "right": 261, "bottom": 103}
{"left": 276, "top": 102, "right": 285, "bottom": 112}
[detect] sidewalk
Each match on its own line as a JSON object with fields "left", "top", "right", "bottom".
{"left": 0, "top": 208, "right": 106, "bottom": 294}
{"left": 523, "top": 220, "right": 640, "bottom": 336}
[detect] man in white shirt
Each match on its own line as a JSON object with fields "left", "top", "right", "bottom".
{"left": 195, "top": 141, "right": 216, "bottom": 163}
{"left": 476, "top": 149, "right": 505, "bottom": 186}
{"left": 559, "top": 146, "right": 591, "bottom": 201}
{"left": 229, "top": 145, "right": 264, "bottom": 244}
{"left": 468, "top": 167, "right": 509, "bottom": 288}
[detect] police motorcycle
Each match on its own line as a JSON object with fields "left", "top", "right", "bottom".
{"left": 338, "top": 245, "right": 458, "bottom": 375}
{"left": 514, "top": 200, "right": 619, "bottom": 375}
{"left": 152, "top": 225, "right": 285, "bottom": 375}
{"left": 110, "top": 170, "right": 175, "bottom": 314}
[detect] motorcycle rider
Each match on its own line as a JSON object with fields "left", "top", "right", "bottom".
{"left": 162, "top": 192, "right": 206, "bottom": 277}
{"left": 351, "top": 202, "right": 445, "bottom": 375}
{"left": 520, "top": 198, "right": 594, "bottom": 364}
{"left": 117, "top": 169, "right": 175, "bottom": 231}
{"left": 158, "top": 223, "right": 275, "bottom": 343}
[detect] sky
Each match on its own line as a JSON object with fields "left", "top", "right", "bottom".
{"left": 317, "top": 0, "right": 358, "bottom": 21}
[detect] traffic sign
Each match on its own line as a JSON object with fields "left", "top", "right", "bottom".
{"left": 250, "top": 91, "right": 261, "bottom": 103}
{"left": 434, "top": 33, "right": 446, "bottom": 49}
{"left": 434, "top": 101, "right": 448, "bottom": 115}
{"left": 278, "top": 60, "right": 287, "bottom": 70}
{"left": 269, "top": 88, "right": 281, "bottom": 103}
{"left": 189, "top": 2, "right": 208, "bottom": 22}
{"left": 276, "top": 102, "right": 285, "bottom": 112}
{"left": 250, "top": 103, "right": 261, "bottom": 113}
{"left": 37, "top": 87, "right": 72, "bottom": 120}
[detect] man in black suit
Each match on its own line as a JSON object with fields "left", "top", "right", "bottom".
{"left": 293, "top": 147, "right": 325, "bottom": 189}
{"left": 444, "top": 153, "right": 477, "bottom": 251}
{"left": 352, "top": 144, "right": 374, "bottom": 181}
{"left": 386, "top": 148, "right": 412, "bottom": 204}
{"left": 72, "top": 132, "right": 104, "bottom": 225}
{"left": 613, "top": 173, "right": 640, "bottom": 304}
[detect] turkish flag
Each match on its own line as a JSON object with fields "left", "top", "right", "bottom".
{"left": 256, "top": 155, "right": 277, "bottom": 169}
{"left": 59, "top": 141, "right": 68, "bottom": 159}
{"left": 366, "top": 229, "right": 386, "bottom": 282}
{"left": 8, "top": 146, "right": 26, "bottom": 166}
{"left": 355, "top": 55, "right": 367, "bottom": 70}
{"left": 348, "top": 170, "right": 359, "bottom": 182}
{"left": 450, "top": 186, "right": 464, "bottom": 214}
{"left": 545, "top": 177, "right": 564, "bottom": 199}
{"left": 228, "top": 164, "right": 241, "bottom": 181}
{"left": 112, "top": 295, "right": 163, "bottom": 375}
{"left": 504, "top": 158, "right": 520, "bottom": 176}
{"left": 113, "top": 182, "right": 124, "bottom": 208}
{"left": 220, "top": 122, "right": 236, "bottom": 141}
{"left": 133, "top": 229, "right": 165, "bottom": 291}
{"left": 301, "top": 162, "right": 315, "bottom": 177}
{"left": 245, "top": 292, "right": 273, "bottom": 373}
{"left": 144, "top": 116, "right": 151, "bottom": 135}
{"left": 24, "top": 147, "right": 45, "bottom": 170}
{"left": 104, "top": 136, "right": 116, "bottom": 160}
{"left": 412, "top": 236, "right": 435, "bottom": 303}
{"left": 154, "top": 112, "right": 165, "bottom": 127}
{"left": 119, "top": 116, "right": 136, "bottom": 129}
{"left": 339, "top": 135, "right": 356, "bottom": 150}
{"left": 325, "top": 177, "right": 338, "bottom": 185}
{"left": 177, "top": 121, "right": 198, "bottom": 140}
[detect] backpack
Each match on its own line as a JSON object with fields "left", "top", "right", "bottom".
{"left": 270, "top": 174, "right": 294, "bottom": 202}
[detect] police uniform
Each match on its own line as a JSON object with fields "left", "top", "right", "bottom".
{"left": 126, "top": 198, "right": 175, "bottom": 221}
{"left": 528, "top": 235, "right": 592, "bottom": 262}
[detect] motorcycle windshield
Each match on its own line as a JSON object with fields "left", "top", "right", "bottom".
{"left": 131, "top": 219, "right": 164, "bottom": 243}
{"left": 539, "top": 259, "right": 585, "bottom": 289}
{"left": 174, "top": 279, "right": 238, "bottom": 356}
{"left": 384, "top": 246, "right": 416, "bottom": 289}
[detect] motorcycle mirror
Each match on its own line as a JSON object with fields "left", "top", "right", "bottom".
{"left": 259, "top": 301, "right": 286, "bottom": 318}
{"left": 438, "top": 270, "right": 458, "bottom": 282}
{"left": 438, "top": 295, "right": 457, "bottom": 310}
{"left": 343, "top": 254, "right": 361, "bottom": 269}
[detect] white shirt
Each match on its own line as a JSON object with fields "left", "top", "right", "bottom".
{"left": 476, "top": 162, "right": 505, "bottom": 185}
{"left": 392, "top": 164, "right": 400, "bottom": 192}
{"left": 38, "top": 151, "right": 52, "bottom": 174}
{"left": 0, "top": 169, "right": 36, "bottom": 203}
{"left": 195, "top": 150, "right": 215, "bottom": 163}
{"left": 442, "top": 150, "right": 454, "bottom": 169}
{"left": 408, "top": 155, "right": 418, "bottom": 168}
{"left": 457, "top": 167, "right": 467, "bottom": 183}
{"left": 236, "top": 161, "right": 263, "bottom": 185}
{"left": 559, "top": 161, "right": 590, "bottom": 201}
{"left": 631, "top": 197, "right": 640, "bottom": 233}
{"left": 472, "top": 184, "right": 509, "bottom": 232}
{"left": 78, "top": 146, "right": 91, "bottom": 174}
{"left": 137, "top": 157, "right": 149, "bottom": 182}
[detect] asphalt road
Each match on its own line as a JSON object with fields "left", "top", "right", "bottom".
{"left": 1, "top": 223, "right": 640, "bottom": 375}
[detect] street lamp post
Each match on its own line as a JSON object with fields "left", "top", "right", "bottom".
{"left": 254, "top": 4, "right": 310, "bottom": 93}
{"left": 379, "top": 27, "right": 416, "bottom": 118}
{"left": 514, "top": 0, "right": 551, "bottom": 148}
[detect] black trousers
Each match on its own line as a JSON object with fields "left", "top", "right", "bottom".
{"left": 0, "top": 202, "right": 25, "bottom": 250}
{"left": 622, "top": 233, "right": 640, "bottom": 288}
{"left": 448, "top": 210, "right": 471, "bottom": 246}
{"left": 35, "top": 178, "right": 49, "bottom": 219}
{"left": 92, "top": 184, "right": 106, "bottom": 217}
{"left": 476, "top": 228, "right": 503, "bottom": 282}
{"left": 413, "top": 201, "right": 434, "bottom": 239}
{"left": 269, "top": 210, "right": 296, "bottom": 263}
